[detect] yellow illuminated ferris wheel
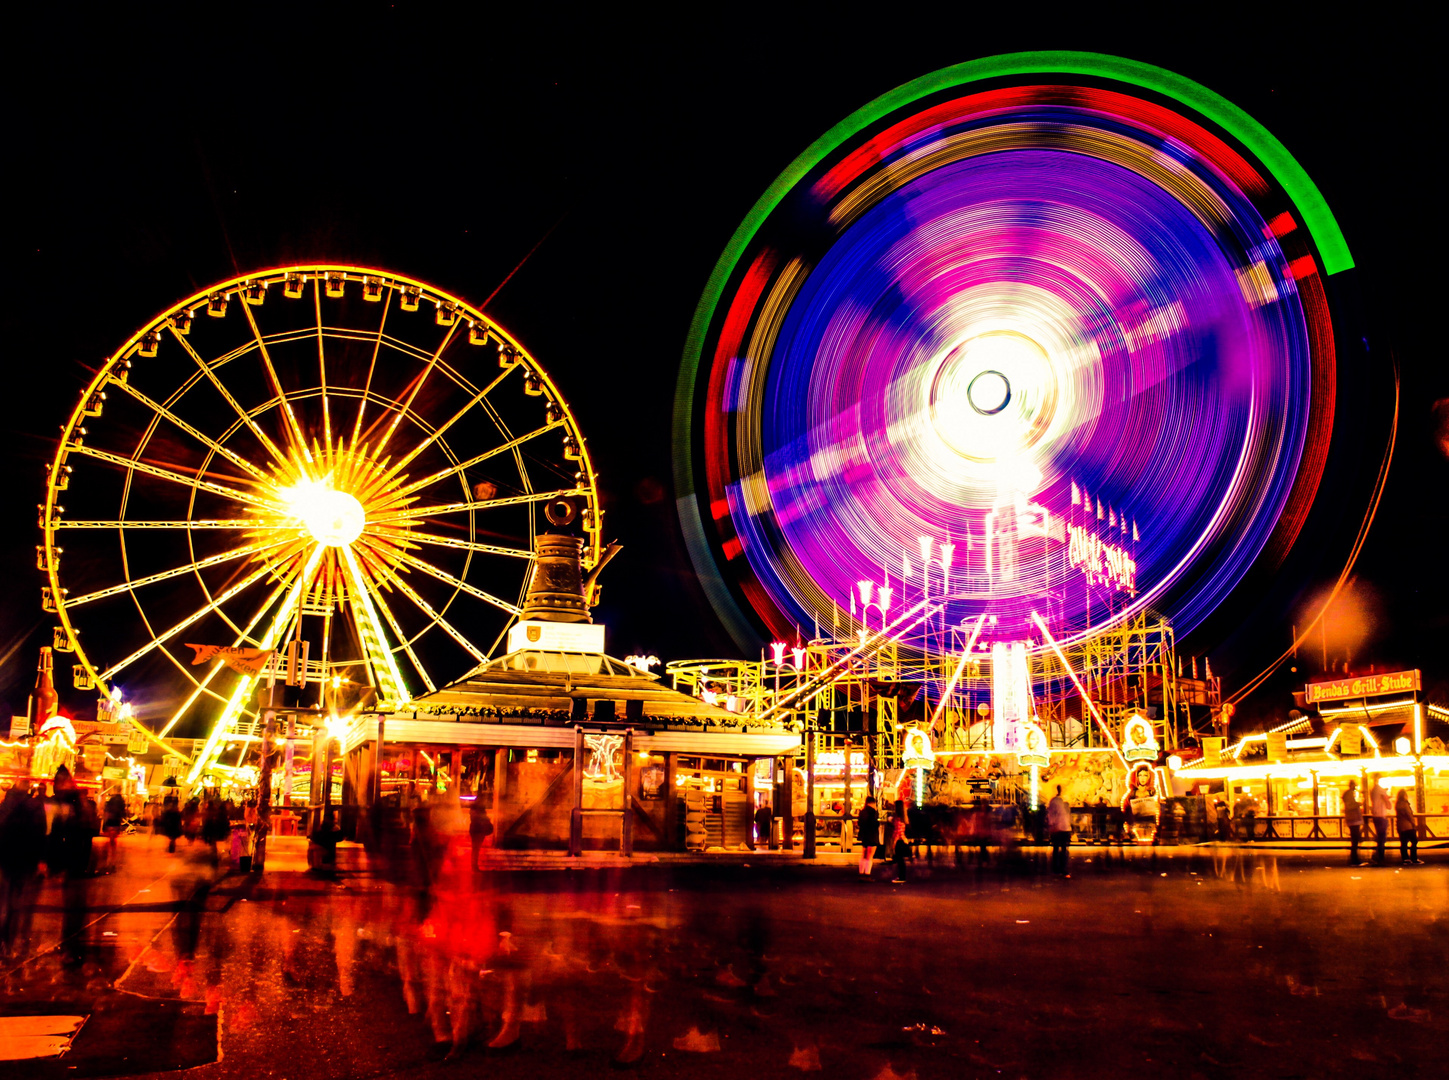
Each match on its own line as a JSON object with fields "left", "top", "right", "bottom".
{"left": 39, "top": 265, "right": 601, "bottom": 780}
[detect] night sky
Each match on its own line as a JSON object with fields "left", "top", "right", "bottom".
{"left": 2, "top": 9, "right": 1439, "bottom": 726}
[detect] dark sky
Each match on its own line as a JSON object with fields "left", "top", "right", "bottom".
{"left": 1, "top": 8, "right": 1439, "bottom": 722}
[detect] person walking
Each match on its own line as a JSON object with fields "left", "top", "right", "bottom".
{"left": 1047, "top": 785, "right": 1072, "bottom": 876}
{"left": 753, "top": 801, "right": 773, "bottom": 851}
{"left": 102, "top": 792, "right": 126, "bottom": 872}
{"left": 857, "top": 796, "right": 880, "bottom": 878}
{"left": 49, "top": 766, "right": 95, "bottom": 968}
{"left": 1343, "top": 780, "right": 1363, "bottom": 866}
{"left": 1369, "top": 775, "right": 1391, "bottom": 866}
{"left": 1395, "top": 788, "right": 1420, "bottom": 865}
{"left": 889, "top": 800, "right": 909, "bottom": 883}
{"left": 159, "top": 791, "right": 182, "bottom": 852}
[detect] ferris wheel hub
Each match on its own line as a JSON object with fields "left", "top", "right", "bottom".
{"left": 282, "top": 478, "right": 366, "bottom": 548}
{"left": 928, "top": 329, "right": 1051, "bottom": 469}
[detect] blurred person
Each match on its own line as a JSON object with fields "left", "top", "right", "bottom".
{"left": 1396, "top": 788, "right": 1420, "bottom": 865}
{"left": 971, "top": 798, "right": 993, "bottom": 865}
{"left": 102, "top": 791, "right": 126, "bottom": 871}
{"left": 856, "top": 795, "right": 879, "bottom": 877}
{"left": 49, "top": 766, "right": 95, "bottom": 968}
{"left": 754, "top": 800, "right": 773, "bottom": 850}
{"left": 243, "top": 795, "right": 261, "bottom": 869}
{"left": 467, "top": 797, "right": 492, "bottom": 880}
{"left": 1092, "top": 797, "right": 1108, "bottom": 843}
{"left": 1047, "top": 784, "right": 1072, "bottom": 876}
{"left": 410, "top": 802, "right": 446, "bottom": 915}
{"left": 309, "top": 808, "right": 344, "bottom": 876}
{"left": 1369, "top": 775, "right": 1390, "bottom": 866}
{"left": 1237, "top": 791, "right": 1259, "bottom": 841}
{"left": 889, "top": 799, "right": 909, "bottom": 883}
{"left": 170, "top": 805, "right": 221, "bottom": 984}
{"left": 159, "top": 790, "right": 182, "bottom": 852}
{"left": 0, "top": 782, "right": 47, "bottom": 958}
{"left": 202, "top": 794, "right": 230, "bottom": 846}
{"left": 182, "top": 795, "right": 200, "bottom": 841}
{"left": 1343, "top": 780, "right": 1363, "bottom": 866}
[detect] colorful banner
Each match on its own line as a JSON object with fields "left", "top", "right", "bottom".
{"left": 185, "top": 644, "right": 275, "bottom": 677}
{"left": 1305, "top": 670, "right": 1420, "bottom": 704}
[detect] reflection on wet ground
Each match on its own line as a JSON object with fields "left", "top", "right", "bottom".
{"left": 2, "top": 834, "right": 1446, "bottom": 1078}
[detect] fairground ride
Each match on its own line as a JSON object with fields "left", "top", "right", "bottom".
{"left": 39, "top": 266, "right": 600, "bottom": 785}
{"left": 673, "top": 52, "right": 1354, "bottom": 778}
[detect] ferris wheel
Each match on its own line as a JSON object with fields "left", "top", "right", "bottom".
{"left": 676, "top": 51, "right": 1349, "bottom": 656}
{"left": 39, "top": 265, "right": 600, "bottom": 781}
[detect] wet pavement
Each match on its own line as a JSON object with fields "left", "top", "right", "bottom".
{"left": 2, "top": 835, "right": 1445, "bottom": 1079}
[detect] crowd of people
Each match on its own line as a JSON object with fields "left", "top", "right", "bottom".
{"left": 0, "top": 766, "right": 252, "bottom": 967}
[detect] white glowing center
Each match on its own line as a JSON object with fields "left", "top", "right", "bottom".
{"left": 284, "top": 481, "right": 365, "bottom": 547}
{"left": 928, "top": 330, "right": 1055, "bottom": 473}
{"left": 966, "top": 370, "right": 1011, "bottom": 415}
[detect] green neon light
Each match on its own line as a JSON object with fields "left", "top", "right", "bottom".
{"left": 673, "top": 51, "right": 1352, "bottom": 651}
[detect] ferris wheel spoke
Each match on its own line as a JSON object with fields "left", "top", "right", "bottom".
{"left": 70, "top": 445, "right": 270, "bottom": 510}
{"left": 97, "top": 550, "right": 298, "bottom": 681}
{"left": 356, "top": 564, "right": 437, "bottom": 695}
{"left": 387, "top": 545, "right": 523, "bottom": 617}
{"left": 313, "top": 282, "right": 333, "bottom": 451}
{"left": 187, "top": 546, "right": 324, "bottom": 785}
{"left": 389, "top": 574, "right": 488, "bottom": 663}
{"left": 167, "top": 323, "right": 291, "bottom": 469}
{"left": 367, "top": 321, "right": 461, "bottom": 459}
{"left": 154, "top": 570, "right": 298, "bottom": 738}
{"left": 65, "top": 536, "right": 301, "bottom": 608}
{"left": 111, "top": 380, "right": 273, "bottom": 484}
{"left": 383, "top": 418, "right": 566, "bottom": 504}
{"left": 375, "top": 365, "right": 515, "bottom": 487}
{"left": 239, "top": 300, "right": 311, "bottom": 463}
{"left": 369, "top": 528, "right": 534, "bottom": 561}
{"left": 56, "top": 519, "right": 260, "bottom": 530}
{"left": 369, "top": 487, "right": 578, "bottom": 526}
{"left": 338, "top": 544, "right": 413, "bottom": 704}
{"left": 350, "top": 290, "right": 392, "bottom": 448}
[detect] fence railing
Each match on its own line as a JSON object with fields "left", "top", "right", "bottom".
{"left": 1222, "top": 814, "right": 1449, "bottom": 842}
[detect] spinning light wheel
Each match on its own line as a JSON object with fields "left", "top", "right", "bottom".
{"left": 676, "top": 52, "right": 1350, "bottom": 655}
{"left": 40, "top": 265, "right": 600, "bottom": 779}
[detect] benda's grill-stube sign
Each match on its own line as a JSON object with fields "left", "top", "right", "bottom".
{"left": 1305, "top": 669, "right": 1421, "bottom": 704}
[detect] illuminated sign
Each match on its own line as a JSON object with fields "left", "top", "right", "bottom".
{"left": 992, "top": 641, "right": 1029, "bottom": 724}
{"left": 813, "top": 750, "right": 869, "bottom": 777}
{"left": 1122, "top": 713, "right": 1158, "bottom": 763}
{"left": 508, "top": 620, "right": 606, "bottom": 654}
{"left": 583, "top": 733, "right": 624, "bottom": 783}
{"left": 1067, "top": 523, "right": 1137, "bottom": 595}
{"left": 1017, "top": 721, "right": 1049, "bottom": 767}
{"left": 1305, "top": 669, "right": 1420, "bottom": 704}
{"left": 901, "top": 727, "right": 935, "bottom": 770}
